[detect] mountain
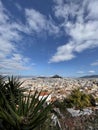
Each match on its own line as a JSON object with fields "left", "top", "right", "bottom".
{"left": 51, "top": 75, "right": 62, "bottom": 78}
{"left": 81, "top": 75, "right": 98, "bottom": 78}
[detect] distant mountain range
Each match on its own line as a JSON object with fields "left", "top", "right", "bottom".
{"left": 11, "top": 74, "right": 98, "bottom": 79}
{"left": 37, "top": 75, "right": 62, "bottom": 78}
{"left": 81, "top": 75, "right": 98, "bottom": 78}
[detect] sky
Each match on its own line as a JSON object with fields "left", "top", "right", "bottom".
{"left": 0, "top": 0, "right": 98, "bottom": 77}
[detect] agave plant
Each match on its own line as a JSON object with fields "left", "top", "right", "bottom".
{"left": 0, "top": 76, "right": 27, "bottom": 105}
{"left": 0, "top": 76, "right": 54, "bottom": 130}
{"left": 0, "top": 76, "right": 62, "bottom": 130}
{"left": 0, "top": 90, "right": 52, "bottom": 130}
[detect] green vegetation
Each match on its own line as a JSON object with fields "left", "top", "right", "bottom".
{"left": 63, "top": 89, "right": 95, "bottom": 109}
{"left": 0, "top": 76, "right": 26, "bottom": 105}
{"left": 0, "top": 76, "right": 55, "bottom": 130}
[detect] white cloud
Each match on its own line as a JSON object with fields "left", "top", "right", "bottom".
{"left": 88, "top": 70, "right": 95, "bottom": 74}
{"left": 0, "top": 0, "right": 61, "bottom": 74}
{"left": 77, "top": 70, "right": 95, "bottom": 74}
{"left": 87, "top": 0, "right": 98, "bottom": 20}
{"left": 0, "top": 2, "right": 9, "bottom": 23}
{"left": 77, "top": 71, "right": 84, "bottom": 74}
{"left": 0, "top": 53, "right": 30, "bottom": 70}
{"left": 25, "top": 9, "right": 46, "bottom": 33}
{"left": 25, "top": 9, "right": 60, "bottom": 35}
{"left": 49, "top": 42, "right": 75, "bottom": 63}
{"left": 53, "top": 0, "right": 83, "bottom": 22}
{"left": 0, "top": 1, "right": 32, "bottom": 74}
{"left": 91, "top": 61, "right": 98, "bottom": 66}
{"left": 50, "top": 0, "right": 98, "bottom": 63}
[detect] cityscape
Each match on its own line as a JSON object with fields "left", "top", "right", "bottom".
{"left": 21, "top": 76, "right": 98, "bottom": 102}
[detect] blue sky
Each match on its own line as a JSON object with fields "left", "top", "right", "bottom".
{"left": 0, "top": 0, "right": 98, "bottom": 77}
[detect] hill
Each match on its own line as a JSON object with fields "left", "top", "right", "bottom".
{"left": 81, "top": 75, "right": 98, "bottom": 78}
{"left": 51, "top": 75, "right": 62, "bottom": 78}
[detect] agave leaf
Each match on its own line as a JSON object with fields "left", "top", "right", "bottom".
{"left": 0, "top": 93, "right": 21, "bottom": 123}
{"left": 23, "top": 91, "right": 31, "bottom": 115}
{"left": 0, "top": 107, "right": 16, "bottom": 126}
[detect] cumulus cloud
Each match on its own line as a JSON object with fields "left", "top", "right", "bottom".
{"left": 25, "top": 9, "right": 60, "bottom": 35}
{"left": 88, "top": 70, "right": 95, "bottom": 74}
{"left": 49, "top": 42, "right": 75, "bottom": 62}
{"left": 0, "top": 1, "right": 32, "bottom": 74}
{"left": 25, "top": 9, "right": 46, "bottom": 33}
{"left": 53, "top": 0, "right": 81, "bottom": 21}
{"left": 0, "top": 0, "right": 61, "bottom": 74}
{"left": 50, "top": 0, "right": 98, "bottom": 63}
{"left": 87, "top": 0, "right": 98, "bottom": 20}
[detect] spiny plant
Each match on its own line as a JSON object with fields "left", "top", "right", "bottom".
{"left": 0, "top": 76, "right": 28, "bottom": 106}
{"left": 64, "top": 89, "right": 92, "bottom": 109}
{"left": 0, "top": 90, "right": 52, "bottom": 130}
{"left": 0, "top": 76, "right": 53, "bottom": 130}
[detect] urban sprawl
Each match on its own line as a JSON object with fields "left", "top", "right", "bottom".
{"left": 21, "top": 77, "right": 98, "bottom": 103}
